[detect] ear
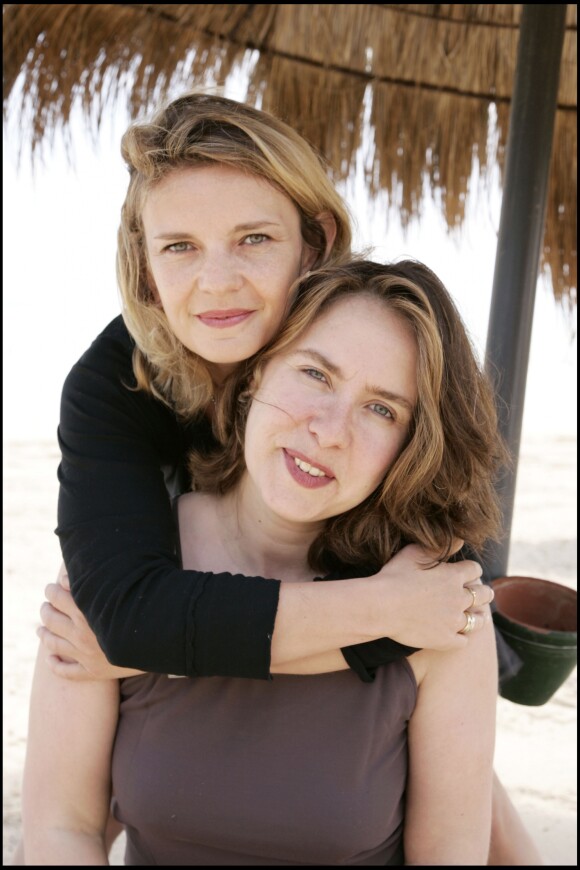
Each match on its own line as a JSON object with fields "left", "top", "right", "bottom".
{"left": 302, "top": 210, "right": 338, "bottom": 271}
{"left": 317, "top": 210, "right": 338, "bottom": 260}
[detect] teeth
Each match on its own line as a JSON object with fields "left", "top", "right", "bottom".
{"left": 294, "top": 456, "right": 326, "bottom": 477}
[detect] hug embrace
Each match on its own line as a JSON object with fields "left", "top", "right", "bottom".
{"left": 21, "top": 92, "right": 541, "bottom": 865}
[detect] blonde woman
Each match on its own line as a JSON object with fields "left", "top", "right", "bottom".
{"left": 54, "top": 92, "right": 486, "bottom": 680}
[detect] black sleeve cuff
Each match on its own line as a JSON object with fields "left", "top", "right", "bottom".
{"left": 341, "top": 637, "right": 420, "bottom": 683}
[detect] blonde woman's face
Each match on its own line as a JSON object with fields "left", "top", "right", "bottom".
{"left": 142, "top": 165, "right": 317, "bottom": 377}
{"left": 242, "top": 295, "right": 418, "bottom": 525}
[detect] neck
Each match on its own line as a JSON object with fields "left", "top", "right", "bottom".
{"left": 206, "top": 360, "right": 237, "bottom": 386}
{"left": 217, "top": 476, "right": 324, "bottom": 582}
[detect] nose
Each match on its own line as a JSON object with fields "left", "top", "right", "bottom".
{"left": 195, "top": 250, "right": 243, "bottom": 297}
{"left": 307, "top": 399, "right": 352, "bottom": 449}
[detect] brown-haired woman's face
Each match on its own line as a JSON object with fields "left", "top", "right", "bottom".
{"left": 242, "top": 295, "right": 418, "bottom": 525}
{"left": 142, "top": 164, "right": 317, "bottom": 377}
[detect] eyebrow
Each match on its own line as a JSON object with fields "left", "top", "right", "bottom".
{"left": 293, "top": 348, "right": 416, "bottom": 413}
{"left": 153, "top": 221, "right": 283, "bottom": 240}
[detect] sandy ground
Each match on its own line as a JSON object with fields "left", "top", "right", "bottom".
{"left": 3, "top": 436, "right": 577, "bottom": 866}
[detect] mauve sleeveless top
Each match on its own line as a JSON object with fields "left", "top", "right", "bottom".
{"left": 111, "top": 660, "right": 416, "bottom": 865}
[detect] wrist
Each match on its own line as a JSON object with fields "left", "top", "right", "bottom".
{"left": 340, "top": 574, "right": 390, "bottom": 642}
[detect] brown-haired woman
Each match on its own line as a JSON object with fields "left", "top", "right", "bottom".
{"left": 25, "top": 259, "right": 502, "bottom": 864}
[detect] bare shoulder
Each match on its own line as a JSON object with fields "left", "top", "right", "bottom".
{"left": 408, "top": 609, "right": 497, "bottom": 689}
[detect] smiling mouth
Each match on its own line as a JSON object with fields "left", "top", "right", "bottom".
{"left": 283, "top": 449, "right": 335, "bottom": 489}
{"left": 196, "top": 309, "right": 254, "bottom": 326}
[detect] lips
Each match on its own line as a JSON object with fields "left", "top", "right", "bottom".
{"left": 196, "top": 309, "right": 254, "bottom": 328}
{"left": 283, "top": 448, "right": 335, "bottom": 489}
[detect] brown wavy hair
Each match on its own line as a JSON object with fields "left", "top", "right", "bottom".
{"left": 116, "top": 91, "right": 352, "bottom": 418}
{"left": 189, "top": 259, "right": 508, "bottom": 574}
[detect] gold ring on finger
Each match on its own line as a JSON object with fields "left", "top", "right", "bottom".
{"left": 459, "top": 611, "right": 476, "bottom": 635}
{"left": 465, "top": 585, "right": 477, "bottom": 609}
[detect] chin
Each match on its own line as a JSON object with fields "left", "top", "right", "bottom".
{"left": 271, "top": 504, "right": 329, "bottom": 526}
{"left": 208, "top": 345, "right": 260, "bottom": 366}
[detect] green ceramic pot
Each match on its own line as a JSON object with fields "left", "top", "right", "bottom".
{"left": 491, "top": 576, "right": 577, "bottom": 706}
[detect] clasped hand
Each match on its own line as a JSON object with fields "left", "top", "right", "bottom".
{"left": 37, "top": 562, "right": 144, "bottom": 680}
{"left": 371, "top": 539, "right": 493, "bottom": 650}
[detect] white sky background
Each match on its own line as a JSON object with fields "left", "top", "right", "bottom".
{"left": 3, "top": 77, "right": 577, "bottom": 443}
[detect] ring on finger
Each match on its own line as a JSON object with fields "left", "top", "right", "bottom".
{"left": 465, "top": 585, "right": 478, "bottom": 609}
{"left": 459, "top": 611, "right": 476, "bottom": 635}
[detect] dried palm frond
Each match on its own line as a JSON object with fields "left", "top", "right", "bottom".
{"left": 3, "top": 4, "right": 577, "bottom": 305}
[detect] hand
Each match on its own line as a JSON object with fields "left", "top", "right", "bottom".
{"left": 374, "top": 540, "right": 493, "bottom": 651}
{"left": 37, "top": 562, "right": 144, "bottom": 680}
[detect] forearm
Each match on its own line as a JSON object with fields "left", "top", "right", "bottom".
{"left": 271, "top": 544, "right": 491, "bottom": 671}
{"left": 271, "top": 577, "right": 381, "bottom": 667}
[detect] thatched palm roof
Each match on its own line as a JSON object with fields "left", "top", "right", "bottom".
{"left": 3, "top": 3, "right": 577, "bottom": 306}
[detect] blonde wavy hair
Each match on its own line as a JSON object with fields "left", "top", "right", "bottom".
{"left": 190, "top": 259, "right": 508, "bottom": 574}
{"left": 116, "top": 91, "right": 352, "bottom": 418}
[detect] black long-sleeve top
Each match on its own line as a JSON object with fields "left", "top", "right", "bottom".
{"left": 56, "top": 316, "right": 417, "bottom": 680}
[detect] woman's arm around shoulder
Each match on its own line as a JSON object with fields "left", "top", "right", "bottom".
{"left": 22, "top": 647, "right": 119, "bottom": 865}
{"left": 404, "top": 608, "right": 497, "bottom": 865}
{"left": 57, "top": 317, "right": 280, "bottom": 678}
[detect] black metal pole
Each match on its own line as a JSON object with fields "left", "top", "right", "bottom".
{"left": 483, "top": 5, "right": 567, "bottom": 580}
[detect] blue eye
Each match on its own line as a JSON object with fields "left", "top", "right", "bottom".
{"left": 370, "top": 403, "right": 394, "bottom": 420}
{"left": 243, "top": 233, "right": 269, "bottom": 245}
{"left": 304, "top": 368, "right": 327, "bottom": 383}
{"left": 165, "top": 241, "right": 191, "bottom": 253}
